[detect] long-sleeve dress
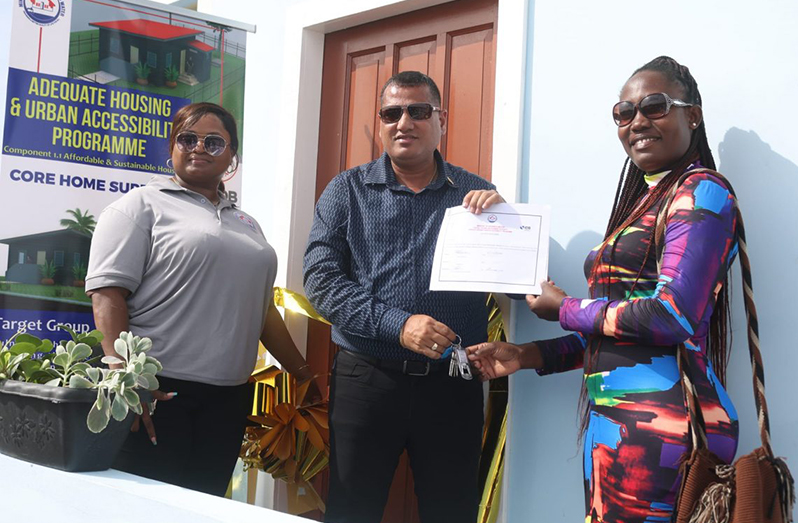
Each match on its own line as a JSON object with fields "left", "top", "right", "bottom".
{"left": 536, "top": 168, "right": 739, "bottom": 523}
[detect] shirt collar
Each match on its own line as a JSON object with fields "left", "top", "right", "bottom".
{"left": 643, "top": 161, "right": 702, "bottom": 188}
{"left": 364, "top": 150, "right": 458, "bottom": 191}
{"left": 148, "top": 175, "right": 235, "bottom": 209}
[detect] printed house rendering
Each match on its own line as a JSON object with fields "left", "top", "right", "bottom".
{"left": 89, "top": 18, "right": 213, "bottom": 87}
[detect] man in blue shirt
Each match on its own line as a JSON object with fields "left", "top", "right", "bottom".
{"left": 304, "top": 71, "right": 504, "bottom": 523}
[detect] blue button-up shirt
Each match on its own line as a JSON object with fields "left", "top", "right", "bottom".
{"left": 303, "top": 151, "right": 495, "bottom": 361}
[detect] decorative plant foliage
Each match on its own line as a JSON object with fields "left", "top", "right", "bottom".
{"left": 0, "top": 329, "right": 161, "bottom": 433}
{"left": 134, "top": 62, "right": 152, "bottom": 80}
{"left": 164, "top": 65, "right": 180, "bottom": 82}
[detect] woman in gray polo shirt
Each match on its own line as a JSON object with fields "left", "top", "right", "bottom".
{"left": 86, "top": 102, "right": 314, "bottom": 496}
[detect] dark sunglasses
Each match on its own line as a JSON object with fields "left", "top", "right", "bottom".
{"left": 175, "top": 132, "right": 229, "bottom": 156}
{"left": 612, "top": 92, "right": 694, "bottom": 127}
{"left": 378, "top": 103, "right": 441, "bottom": 124}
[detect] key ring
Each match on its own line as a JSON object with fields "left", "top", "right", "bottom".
{"left": 440, "top": 335, "right": 462, "bottom": 360}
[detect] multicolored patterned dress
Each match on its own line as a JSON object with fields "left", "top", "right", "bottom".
{"left": 536, "top": 168, "right": 740, "bottom": 523}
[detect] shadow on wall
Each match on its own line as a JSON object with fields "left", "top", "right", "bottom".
{"left": 717, "top": 128, "right": 798, "bottom": 468}
{"left": 509, "top": 229, "right": 602, "bottom": 522}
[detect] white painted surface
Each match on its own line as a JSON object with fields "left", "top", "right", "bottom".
{"left": 0, "top": 454, "right": 307, "bottom": 522}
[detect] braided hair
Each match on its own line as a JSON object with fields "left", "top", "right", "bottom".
{"left": 577, "top": 56, "right": 731, "bottom": 440}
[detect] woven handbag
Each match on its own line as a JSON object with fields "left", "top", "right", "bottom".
{"left": 653, "top": 169, "right": 795, "bottom": 523}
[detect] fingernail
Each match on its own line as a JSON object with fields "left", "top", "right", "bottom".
{"left": 151, "top": 438, "right": 158, "bottom": 446}
{"left": 170, "top": 392, "right": 178, "bottom": 397}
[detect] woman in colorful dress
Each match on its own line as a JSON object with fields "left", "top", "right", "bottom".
{"left": 466, "top": 56, "right": 739, "bottom": 522}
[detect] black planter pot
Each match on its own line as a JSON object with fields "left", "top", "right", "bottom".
{"left": 0, "top": 380, "right": 134, "bottom": 472}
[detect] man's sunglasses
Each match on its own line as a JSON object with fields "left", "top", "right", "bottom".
{"left": 612, "top": 92, "right": 694, "bottom": 127}
{"left": 378, "top": 103, "right": 441, "bottom": 124}
{"left": 175, "top": 132, "right": 229, "bottom": 156}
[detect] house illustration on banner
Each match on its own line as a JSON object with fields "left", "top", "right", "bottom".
{"left": 89, "top": 19, "right": 213, "bottom": 87}
{"left": 0, "top": 230, "right": 91, "bottom": 286}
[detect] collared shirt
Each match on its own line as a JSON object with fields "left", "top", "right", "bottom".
{"left": 303, "top": 151, "right": 495, "bottom": 361}
{"left": 86, "top": 176, "right": 277, "bottom": 386}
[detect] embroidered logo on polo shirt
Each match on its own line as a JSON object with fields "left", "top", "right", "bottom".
{"left": 234, "top": 211, "right": 257, "bottom": 232}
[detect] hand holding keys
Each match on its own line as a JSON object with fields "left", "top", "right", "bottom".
{"left": 446, "top": 335, "right": 473, "bottom": 380}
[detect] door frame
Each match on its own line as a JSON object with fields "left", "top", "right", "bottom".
{"left": 275, "top": 1, "right": 528, "bottom": 518}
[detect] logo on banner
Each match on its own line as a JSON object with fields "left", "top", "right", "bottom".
{"left": 20, "top": 0, "right": 65, "bottom": 26}
{"left": 487, "top": 214, "right": 498, "bottom": 223}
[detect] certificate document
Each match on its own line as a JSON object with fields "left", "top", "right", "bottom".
{"left": 430, "top": 203, "right": 551, "bottom": 294}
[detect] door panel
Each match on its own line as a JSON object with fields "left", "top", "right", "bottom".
{"left": 309, "top": 1, "right": 498, "bottom": 521}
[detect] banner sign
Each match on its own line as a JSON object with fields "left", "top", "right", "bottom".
{"left": 1, "top": 0, "right": 249, "bottom": 343}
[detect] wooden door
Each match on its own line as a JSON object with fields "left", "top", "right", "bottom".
{"left": 308, "top": 1, "right": 498, "bottom": 521}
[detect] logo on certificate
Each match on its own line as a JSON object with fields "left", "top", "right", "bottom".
{"left": 487, "top": 214, "right": 497, "bottom": 223}
{"left": 21, "top": 0, "right": 65, "bottom": 26}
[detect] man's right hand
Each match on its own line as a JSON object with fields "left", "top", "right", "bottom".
{"left": 399, "top": 315, "right": 457, "bottom": 359}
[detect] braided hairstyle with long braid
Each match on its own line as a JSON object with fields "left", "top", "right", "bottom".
{"left": 577, "top": 56, "right": 732, "bottom": 440}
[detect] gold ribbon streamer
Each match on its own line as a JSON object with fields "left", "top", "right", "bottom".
{"left": 273, "top": 287, "right": 330, "bottom": 325}
{"left": 241, "top": 368, "right": 330, "bottom": 515}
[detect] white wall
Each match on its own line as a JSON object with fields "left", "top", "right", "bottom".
{"left": 509, "top": 0, "right": 798, "bottom": 520}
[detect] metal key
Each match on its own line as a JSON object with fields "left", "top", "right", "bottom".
{"left": 454, "top": 345, "right": 473, "bottom": 380}
{"left": 447, "top": 335, "right": 462, "bottom": 378}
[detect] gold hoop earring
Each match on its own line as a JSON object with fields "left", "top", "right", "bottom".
{"left": 166, "top": 158, "right": 174, "bottom": 170}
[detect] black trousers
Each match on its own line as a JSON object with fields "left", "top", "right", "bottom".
{"left": 113, "top": 375, "right": 253, "bottom": 496}
{"left": 326, "top": 350, "right": 484, "bottom": 523}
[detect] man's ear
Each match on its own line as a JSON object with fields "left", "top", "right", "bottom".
{"left": 439, "top": 109, "right": 448, "bottom": 135}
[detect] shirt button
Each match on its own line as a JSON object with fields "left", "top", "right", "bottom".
{"left": 201, "top": 199, "right": 206, "bottom": 203}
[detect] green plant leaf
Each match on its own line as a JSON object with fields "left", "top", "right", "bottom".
{"left": 70, "top": 362, "right": 90, "bottom": 375}
{"left": 57, "top": 324, "right": 78, "bottom": 340}
{"left": 114, "top": 338, "right": 128, "bottom": 361}
{"left": 145, "top": 357, "right": 163, "bottom": 372}
{"left": 52, "top": 353, "right": 70, "bottom": 368}
{"left": 15, "top": 334, "right": 43, "bottom": 345}
{"left": 87, "top": 400, "right": 111, "bottom": 433}
{"left": 68, "top": 375, "right": 93, "bottom": 389}
{"left": 123, "top": 388, "right": 140, "bottom": 406}
{"left": 55, "top": 345, "right": 66, "bottom": 355}
{"left": 9, "top": 342, "right": 37, "bottom": 355}
{"left": 69, "top": 343, "right": 92, "bottom": 361}
{"left": 139, "top": 373, "right": 159, "bottom": 390}
{"left": 87, "top": 330, "right": 104, "bottom": 343}
{"left": 44, "top": 377, "right": 61, "bottom": 387}
{"left": 143, "top": 363, "right": 159, "bottom": 375}
{"left": 38, "top": 339, "right": 53, "bottom": 353}
{"left": 121, "top": 372, "right": 136, "bottom": 388}
{"left": 86, "top": 367, "right": 101, "bottom": 382}
{"left": 111, "top": 393, "right": 129, "bottom": 421}
{"left": 101, "top": 355, "right": 124, "bottom": 366}
{"left": 136, "top": 338, "right": 152, "bottom": 353}
{"left": 96, "top": 389, "right": 106, "bottom": 410}
{"left": 130, "top": 400, "right": 143, "bottom": 415}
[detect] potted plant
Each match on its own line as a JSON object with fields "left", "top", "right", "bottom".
{"left": 0, "top": 328, "right": 162, "bottom": 472}
{"left": 39, "top": 260, "right": 57, "bottom": 285}
{"left": 134, "top": 62, "right": 152, "bottom": 86}
{"left": 71, "top": 263, "right": 88, "bottom": 287}
{"left": 164, "top": 65, "right": 180, "bottom": 88}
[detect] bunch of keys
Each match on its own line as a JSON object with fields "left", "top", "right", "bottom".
{"left": 442, "top": 335, "right": 473, "bottom": 380}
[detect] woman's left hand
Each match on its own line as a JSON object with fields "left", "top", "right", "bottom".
{"left": 462, "top": 190, "right": 505, "bottom": 214}
{"left": 526, "top": 280, "right": 568, "bottom": 322}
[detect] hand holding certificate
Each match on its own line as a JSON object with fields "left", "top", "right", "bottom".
{"left": 429, "top": 203, "right": 551, "bottom": 294}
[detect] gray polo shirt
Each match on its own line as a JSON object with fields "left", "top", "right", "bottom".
{"left": 86, "top": 176, "right": 278, "bottom": 386}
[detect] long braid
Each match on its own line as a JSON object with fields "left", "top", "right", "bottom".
{"left": 578, "top": 56, "right": 731, "bottom": 440}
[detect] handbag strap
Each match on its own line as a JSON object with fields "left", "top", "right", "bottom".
{"left": 654, "top": 168, "right": 774, "bottom": 458}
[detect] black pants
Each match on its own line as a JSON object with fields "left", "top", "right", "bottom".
{"left": 326, "top": 350, "right": 484, "bottom": 523}
{"left": 113, "top": 375, "right": 253, "bottom": 496}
